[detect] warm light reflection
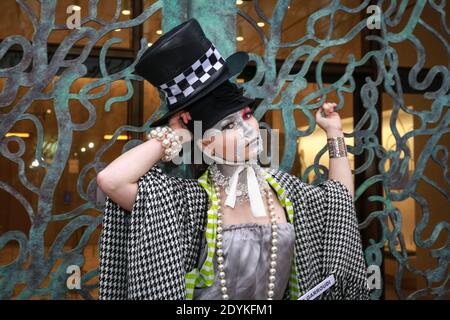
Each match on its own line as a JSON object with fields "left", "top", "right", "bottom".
{"left": 5, "top": 132, "right": 30, "bottom": 138}
{"left": 103, "top": 134, "right": 129, "bottom": 141}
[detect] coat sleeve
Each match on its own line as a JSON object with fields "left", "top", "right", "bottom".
{"left": 309, "top": 179, "right": 370, "bottom": 300}
{"left": 98, "top": 185, "right": 131, "bottom": 300}
{"left": 98, "top": 165, "right": 207, "bottom": 300}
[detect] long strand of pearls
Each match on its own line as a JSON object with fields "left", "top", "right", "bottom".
{"left": 213, "top": 182, "right": 278, "bottom": 300}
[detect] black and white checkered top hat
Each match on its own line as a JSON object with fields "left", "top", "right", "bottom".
{"left": 134, "top": 18, "right": 251, "bottom": 127}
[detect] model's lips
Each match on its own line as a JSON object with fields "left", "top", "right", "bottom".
{"left": 245, "top": 137, "right": 258, "bottom": 148}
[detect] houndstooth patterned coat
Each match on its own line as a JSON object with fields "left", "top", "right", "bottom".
{"left": 98, "top": 165, "right": 370, "bottom": 300}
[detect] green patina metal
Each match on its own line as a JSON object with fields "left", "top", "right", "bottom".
{"left": 0, "top": 0, "right": 448, "bottom": 299}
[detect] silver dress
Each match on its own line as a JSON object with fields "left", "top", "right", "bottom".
{"left": 193, "top": 222, "right": 296, "bottom": 300}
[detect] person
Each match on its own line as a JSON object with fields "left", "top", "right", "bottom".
{"left": 96, "top": 18, "right": 370, "bottom": 300}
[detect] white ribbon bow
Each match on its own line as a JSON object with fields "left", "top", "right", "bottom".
{"left": 223, "top": 164, "right": 267, "bottom": 218}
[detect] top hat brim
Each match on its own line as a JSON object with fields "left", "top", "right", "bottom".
{"left": 150, "top": 51, "right": 253, "bottom": 127}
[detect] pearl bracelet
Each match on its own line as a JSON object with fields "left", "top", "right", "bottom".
{"left": 148, "top": 126, "right": 183, "bottom": 162}
{"left": 327, "top": 136, "right": 348, "bottom": 158}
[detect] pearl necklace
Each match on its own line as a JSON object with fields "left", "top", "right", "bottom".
{"left": 209, "top": 163, "right": 267, "bottom": 203}
{"left": 211, "top": 180, "right": 279, "bottom": 300}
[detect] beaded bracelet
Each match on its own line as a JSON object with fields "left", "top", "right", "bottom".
{"left": 327, "top": 136, "right": 348, "bottom": 158}
{"left": 148, "top": 126, "right": 183, "bottom": 162}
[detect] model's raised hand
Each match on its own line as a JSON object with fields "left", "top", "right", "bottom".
{"left": 96, "top": 113, "right": 192, "bottom": 212}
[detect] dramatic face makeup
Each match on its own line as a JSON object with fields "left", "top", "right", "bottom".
{"left": 198, "top": 106, "right": 263, "bottom": 162}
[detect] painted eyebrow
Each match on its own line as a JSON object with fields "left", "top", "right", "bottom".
{"left": 218, "top": 118, "right": 233, "bottom": 128}
{"left": 215, "top": 109, "right": 246, "bottom": 128}
{"left": 218, "top": 112, "right": 238, "bottom": 125}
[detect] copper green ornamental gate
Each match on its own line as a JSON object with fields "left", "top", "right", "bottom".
{"left": 0, "top": 0, "right": 448, "bottom": 300}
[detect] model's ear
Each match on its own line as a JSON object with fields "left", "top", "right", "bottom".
{"left": 202, "top": 135, "right": 215, "bottom": 146}
{"left": 198, "top": 128, "right": 221, "bottom": 156}
{"left": 179, "top": 111, "right": 192, "bottom": 125}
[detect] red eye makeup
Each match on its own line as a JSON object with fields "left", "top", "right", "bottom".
{"left": 241, "top": 106, "right": 253, "bottom": 119}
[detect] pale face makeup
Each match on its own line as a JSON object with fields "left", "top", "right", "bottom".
{"left": 197, "top": 106, "right": 263, "bottom": 163}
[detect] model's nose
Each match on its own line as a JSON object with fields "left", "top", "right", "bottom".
{"left": 244, "top": 135, "right": 258, "bottom": 147}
